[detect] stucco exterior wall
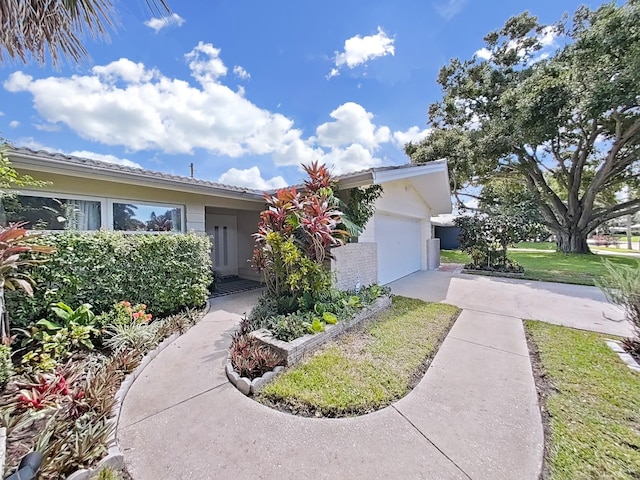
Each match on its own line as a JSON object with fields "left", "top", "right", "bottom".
{"left": 373, "top": 180, "right": 431, "bottom": 219}
{"left": 16, "top": 169, "right": 263, "bottom": 234}
{"left": 330, "top": 242, "right": 378, "bottom": 291}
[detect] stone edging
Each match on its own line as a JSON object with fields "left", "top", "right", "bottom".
{"left": 66, "top": 301, "right": 212, "bottom": 480}
{"left": 226, "top": 359, "right": 284, "bottom": 395}
{"left": 227, "top": 295, "right": 392, "bottom": 396}
{"left": 605, "top": 339, "right": 640, "bottom": 373}
{"left": 0, "top": 427, "right": 6, "bottom": 479}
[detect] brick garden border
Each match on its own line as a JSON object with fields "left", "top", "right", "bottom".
{"left": 227, "top": 295, "right": 392, "bottom": 396}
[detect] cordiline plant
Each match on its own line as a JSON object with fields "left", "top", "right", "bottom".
{"left": 0, "top": 223, "right": 55, "bottom": 340}
{"left": 251, "top": 162, "right": 346, "bottom": 301}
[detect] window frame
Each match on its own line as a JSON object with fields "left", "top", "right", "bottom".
{"left": 4, "top": 189, "right": 107, "bottom": 231}
{"left": 107, "top": 198, "right": 186, "bottom": 233}
{"left": 4, "top": 190, "right": 186, "bottom": 233}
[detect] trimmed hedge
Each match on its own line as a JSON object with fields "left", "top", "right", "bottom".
{"left": 6, "top": 231, "right": 212, "bottom": 328}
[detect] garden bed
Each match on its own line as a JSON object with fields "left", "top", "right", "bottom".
{"left": 0, "top": 306, "right": 206, "bottom": 480}
{"left": 252, "top": 295, "right": 391, "bottom": 367}
{"left": 226, "top": 295, "right": 392, "bottom": 396}
{"left": 256, "top": 297, "right": 460, "bottom": 417}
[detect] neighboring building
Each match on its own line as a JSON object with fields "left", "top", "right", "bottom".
{"left": 431, "top": 214, "right": 461, "bottom": 250}
{"left": 4, "top": 147, "right": 451, "bottom": 285}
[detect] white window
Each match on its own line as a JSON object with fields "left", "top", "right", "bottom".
{"left": 1, "top": 193, "right": 102, "bottom": 230}
{"left": 111, "top": 201, "right": 183, "bottom": 232}
{"left": 1, "top": 192, "right": 185, "bottom": 233}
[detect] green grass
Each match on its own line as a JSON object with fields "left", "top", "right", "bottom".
{"left": 258, "top": 297, "right": 459, "bottom": 416}
{"left": 525, "top": 321, "right": 640, "bottom": 479}
{"left": 513, "top": 241, "right": 557, "bottom": 251}
{"left": 441, "top": 249, "right": 639, "bottom": 285}
{"left": 440, "top": 249, "right": 470, "bottom": 263}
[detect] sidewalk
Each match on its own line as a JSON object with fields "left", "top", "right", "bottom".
{"left": 116, "top": 271, "right": 627, "bottom": 479}
{"left": 117, "top": 306, "right": 543, "bottom": 480}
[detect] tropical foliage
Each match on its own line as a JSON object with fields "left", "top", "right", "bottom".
{"left": 406, "top": 2, "right": 640, "bottom": 253}
{"left": 0, "top": 223, "right": 55, "bottom": 340}
{"left": 251, "top": 162, "right": 346, "bottom": 301}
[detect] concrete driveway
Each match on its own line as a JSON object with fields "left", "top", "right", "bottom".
{"left": 389, "top": 270, "right": 631, "bottom": 337}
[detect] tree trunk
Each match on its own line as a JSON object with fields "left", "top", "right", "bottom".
{"left": 556, "top": 230, "right": 591, "bottom": 253}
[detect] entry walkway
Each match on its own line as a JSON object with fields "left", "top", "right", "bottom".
{"left": 116, "top": 271, "right": 628, "bottom": 479}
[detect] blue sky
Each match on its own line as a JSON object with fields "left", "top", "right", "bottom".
{"left": 0, "top": 0, "right": 604, "bottom": 190}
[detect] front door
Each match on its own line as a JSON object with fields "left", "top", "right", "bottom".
{"left": 206, "top": 214, "right": 238, "bottom": 277}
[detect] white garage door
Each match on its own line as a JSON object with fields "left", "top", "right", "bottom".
{"left": 376, "top": 214, "right": 422, "bottom": 285}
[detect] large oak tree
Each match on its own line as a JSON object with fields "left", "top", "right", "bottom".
{"left": 406, "top": 1, "right": 640, "bottom": 253}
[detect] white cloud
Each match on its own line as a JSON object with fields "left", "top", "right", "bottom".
{"left": 434, "top": 0, "right": 467, "bottom": 20}
{"left": 69, "top": 150, "right": 143, "bottom": 168}
{"left": 316, "top": 102, "right": 389, "bottom": 150}
{"left": 93, "top": 58, "right": 158, "bottom": 83}
{"left": 233, "top": 65, "right": 251, "bottom": 80}
{"left": 144, "top": 13, "right": 185, "bottom": 33}
{"left": 538, "top": 26, "right": 557, "bottom": 47}
{"left": 14, "top": 138, "right": 142, "bottom": 168}
{"left": 475, "top": 47, "right": 492, "bottom": 60}
{"left": 393, "top": 126, "right": 431, "bottom": 146}
{"left": 186, "top": 41, "right": 228, "bottom": 82}
{"left": 321, "top": 144, "right": 382, "bottom": 175}
{"left": 9, "top": 120, "right": 20, "bottom": 128}
{"left": 475, "top": 26, "right": 559, "bottom": 63}
{"left": 34, "top": 123, "right": 61, "bottom": 132}
{"left": 3, "top": 43, "right": 304, "bottom": 158}
{"left": 4, "top": 44, "right": 416, "bottom": 177}
{"left": 329, "top": 27, "right": 394, "bottom": 78}
{"left": 218, "top": 166, "right": 287, "bottom": 190}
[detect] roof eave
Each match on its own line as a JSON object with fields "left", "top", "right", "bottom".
{"left": 8, "top": 150, "right": 266, "bottom": 203}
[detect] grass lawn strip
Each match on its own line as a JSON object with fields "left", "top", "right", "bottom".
{"left": 257, "top": 297, "right": 459, "bottom": 417}
{"left": 525, "top": 321, "right": 640, "bottom": 480}
{"left": 440, "top": 249, "right": 638, "bottom": 286}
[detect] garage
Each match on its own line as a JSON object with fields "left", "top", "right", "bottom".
{"left": 375, "top": 213, "right": 423, "bottom": 284}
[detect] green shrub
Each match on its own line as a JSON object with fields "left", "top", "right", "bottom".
{"left": 0, "top": 344, "right": 12, "bottom": 386}
{"left": 6, "top": 231, "right": 212, "bottom": 328}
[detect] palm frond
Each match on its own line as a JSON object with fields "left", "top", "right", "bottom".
{"left": 0, "top": 0, "right": 171, "bottom": 66}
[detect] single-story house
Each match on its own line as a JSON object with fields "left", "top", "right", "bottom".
{"left": 3, "top": 147, "right": 451, "bottom": 286}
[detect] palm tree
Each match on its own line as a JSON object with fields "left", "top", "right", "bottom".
{"left": 0, "top": 0, "right": 170, "bottom": 66}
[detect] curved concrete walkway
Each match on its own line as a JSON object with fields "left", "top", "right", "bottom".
{"left": 117, "top": 272, "right": 627, "bottom": 479}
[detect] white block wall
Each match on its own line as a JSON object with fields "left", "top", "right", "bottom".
{"left": 330, "top": 242, "right": 378, "bottom": 291}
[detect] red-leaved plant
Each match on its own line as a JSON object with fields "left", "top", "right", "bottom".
{"left": 0, "top": 222, "right": 56, "bottom": 340}
{"left": 250, "top": 162, "right": 348, "bottom": 306}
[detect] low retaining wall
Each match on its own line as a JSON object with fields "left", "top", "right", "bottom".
{"left": 253, "top": 295, "right": 392, "bottom": 367}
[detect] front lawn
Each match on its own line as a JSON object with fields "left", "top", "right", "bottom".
{"left": 525, "top": 321, "right": 640, "bottom": 479}
{"left": 441, "top": 249, "right": 638, "bottom": 285}
{"left": 513, "top": 241, "right": 556, "bottom": 250}
{"left": 257, "top": 297, "right": 459, "bottom": 417}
